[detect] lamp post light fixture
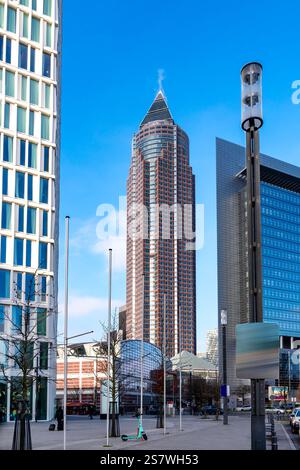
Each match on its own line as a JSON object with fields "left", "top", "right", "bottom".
{"left": 221, "top": 309, "right": 228, "bottom": 425}
{"left": 241, "top": 62, "right": 266, "bottom": 451}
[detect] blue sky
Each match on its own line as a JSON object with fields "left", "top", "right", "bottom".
{"left": 59, "top": 0, "right": 300, "bottom": 351}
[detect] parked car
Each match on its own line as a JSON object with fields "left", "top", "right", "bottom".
{"left": 265, "top": 406, "right": 285, "bottom": 415}
{"left": 289, "top": 407, "right": 300, "bottom": 427}
{"left": 291, "top": 409, "right": 300, "bottom": 434}
{"left": 200, "top": 405, "right": 223, "bottom": 415}
{"left": 236, "top": 405, "right": 251, "bottom": 412}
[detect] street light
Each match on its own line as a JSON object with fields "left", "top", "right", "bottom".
{"left": 241, "top": 62, "right": 266, "bottom": 450}
{"left": 221, "top": 309, "right": 228, "bottom": 425}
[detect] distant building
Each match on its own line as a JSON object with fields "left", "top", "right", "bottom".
{"left": 126, "top": 91, "right": 196, "bottom": 357}
{"left": 171, "top": 351, "right": 217, "bottom": 380}
{"left": 119, "top": 305, "right": 127, "bottom": 340}
{"left": 206, "top": 329, "right": 218, "bottom": 367}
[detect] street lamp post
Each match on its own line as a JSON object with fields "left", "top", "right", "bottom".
{"left": 140, "top": 274, "right": 145, "bottom": 422}
{"left": 241, "top": 62, "right": 266, "bottom": 450}
{"left": 179, "top": 305, "right": 183, "bottom": 432}
{"left": 63, "top": 216, "right": 70, "bottom": 451}
{"left": 106, "top": 248, "right": 112, "bottom": 447}
{"left": 221, "top": 309, "right": 228, "bottom": 425}
{"left": 163, "top": 293, "right": 167, "bottom": 435}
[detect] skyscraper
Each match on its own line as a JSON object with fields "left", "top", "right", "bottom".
{"left": 126, "top": 91, "right": 196, "bottom": 358}
{"left": 206, "top": 328, "right": 218, "bottom": 367}
{"left": 217, "top": 138, "right": 300, "bottom": 397}
{"left": 0, "top": 0, "right": 61, "bottom": 421}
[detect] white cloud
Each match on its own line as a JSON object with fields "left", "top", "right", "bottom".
{"left": 59, "top": 294, "right": 124, "bottom": 319}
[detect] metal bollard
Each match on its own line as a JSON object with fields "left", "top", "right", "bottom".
{"left": 271, "top": 434, "right": 278, "bottom": 451}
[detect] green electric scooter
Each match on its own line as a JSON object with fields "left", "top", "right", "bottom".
{"left": 121, "top": 412, "right": 148, "bottom": 441}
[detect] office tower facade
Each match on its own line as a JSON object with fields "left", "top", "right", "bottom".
{"left": 217, "top": 138, "right": 300, "bottom": 396}
{"left": 126, "top": 91, "right": 196, "bottom": 358}
{"left": 0, "top": 0, "right": 61, "bottom": 421}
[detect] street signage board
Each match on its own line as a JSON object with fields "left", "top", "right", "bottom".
{"left": 268, "top": 386, "right": 288, "bottom": 401}
{"left": 236, "top": 323, "right": 279, "bottom": 379}
{"left": 221, "top": 385, "right": 230, "bottom": 397}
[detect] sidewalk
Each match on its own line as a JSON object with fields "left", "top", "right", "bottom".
{"left": 0, "top": 415, "right": 295, "bottom": 451}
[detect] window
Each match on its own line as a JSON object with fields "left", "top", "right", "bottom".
{"left": 0, "top": 35, "right": 3, "bottom": 61}
{"left": 2, "top": 168, "right": 8, "bottom": 195}
{"left": 22, "top": 13, "right": 29, "bottom": 38}
{"left": 15, "top": 172, "right": 25, "bottom": 198}
{"left": 37, "top": 308, "right": 47, "bottom": 336}
{"left": 40, "top": 177, "right": 49, "bottom": 203}
{"left": 0, "top": 235, "right": 6, "bottom": 263}
{"left": 1, "top": 202, "right": 11, "bottom": 229}
{"left": 29, "top": 111, "right": 35, "bottom": 136}
{"left": 44, "top": 84, "right": 50, "bottom": 109}
{"left": 43, "top": 0, "right": 52, "bottom": 16}
{"left": 6, "top": 38, "right": 11, "bottom": 64}
{"left": 19, "top": 139, "right": 26, "bottom": 166}
{"left": 0, "top": 5, "right": 4, "bottom": 29}
{"left": 32, "top": 0, "right": 37, "bottom": 10}
{"left": 41, "top": 276, "right": 47, "bottom": 301}
{"left": 30, "top": 79, "right": 39, "bottom": 105}
{"left": 0, "top": 270, "right": 10, "bottom": 298}
{"left": 12, "top": 306, "right": 22, "bottom": 333}
{"left": 18, "top": 205, "right": 24, "bottom": 232}
{"left": 0, "top": 305, "right": 6, "bottom": 333}
{"left": 4, "top": 103, "right": 10, "bottom": 128}
{"left": 39, "top": 242, "right": 47, "bottom": 269}
{"left": 17, "top": 107, "right": 26, "bottom": 133}
{"left": 42, "top": 53, "right": 51, "bottom": 78}
{"left": 5, "top": 71, "right": 15, "bottom": 97}
{"left": 40, "top": 342, "right": 48, "bottom": 369}
{"left": 25, "top": 240, "right": 32, "bottom": 268}
{"left": 31, "top": 18, "right": 40, "bottom": 42}
{"left": 16, "top": 272, "right": 22, "bottom": 299}
{"left": 7, "top": 8, "right": 16, "bottom": 34}
{"left": 20, "top": 0, "right": 30, "bottom": 5}
{"left": 43, "top": 146, "right": 49, "bottom": 172}
{"left": 21, "top": 75, "right": 27, "bottom": 101}
{"left": 19, "top": 44, "right": 28, "bottom": 69}
{"left": 27, "top": 207, "right": 36, "bottom": 234}
{"left": 41, "top": 115, "right": 50, "bottom": 140}
{"left": 42, "top": 210, "right": 48, "bottom": 236}
{"left": 14, "top": 238, "right": 23, "bottom": 266}
{"left": 3, "top": 136, "right": 13, "bottom": 162}
{"left": 30, "top": 48, "right": 35, "bottom": 73}
{"left": 45, "top": 23, "right": 52, "bottom": 48}
{"left": 28, "top": 142, "right": 37, "bottom": 168}
{"left": 27, "top": 174, "right": 33, "bottom": 200}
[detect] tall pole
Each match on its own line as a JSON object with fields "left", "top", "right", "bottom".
{"left": 63, "top": 216, "right": 70, "bottom": 451}
{"left": 179, "top": 305, "right": 183, "bottom": 432}
{"left": 106, "top": 249, "right": 112, "bottom": 447}
{"left": 163, "top": 293, "right": 167, "bottom": 435}
{"left": 140, "top": 274, "right": 145, "bottom": 422}
{"left": 242, "top": 62, "right": 266, "bottom": 450}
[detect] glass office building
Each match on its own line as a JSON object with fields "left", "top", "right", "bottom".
{"left": 0, "top": 0, "right": 62, "bottom": 421}
{"left": 217, "top": 138, "right": 300, "bottom": 398}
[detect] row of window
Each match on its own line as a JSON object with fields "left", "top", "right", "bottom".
{"left": 3, "top": 169, "right": 50, "bottom": 201}
{"left": 261, "top": 182, "right": 300, "bottom": 207}
{"left": 0, "top": 205, "right": 49, "bottom": 239}
{"left": 262, "top": 225, "right": 300, "bottom": 245}
{"left": 0, "top": 35, "right": 53, "bottom": 78}
{"left": 0, "top": 303, "right": 47, "bottom": 336}
{"left": 0, "top": 236, "right": 49, "bottom": 269}
{"left": 1, "top": 136, "right": 52, "bottom": 170}
{"left": 1, "top": 174, "right": 50, "bottom": 209}
{"left": 261, "top": 206, "right": 300, "bottom": 226}
{"left": 1, "top": 68, "right": 53, "bottom": 109}
{"left": 262, "top": 215, "right": 300, "bottom": 236}
{"left": 0, "top": 1, "right": 53, "bottom": 31}
{"left": 0, "top": 102, "right": 51, "bottom": 140}
{"left": 263, "top": 267, "right": 300, "bottom": 282}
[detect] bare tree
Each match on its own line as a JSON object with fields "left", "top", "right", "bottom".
{"left": 0, "top": 271, "right": 57, "bottom": 448}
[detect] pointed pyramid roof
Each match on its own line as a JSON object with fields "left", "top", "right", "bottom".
{"left": 140, "top": 91, "right": 173, "bottom": 127}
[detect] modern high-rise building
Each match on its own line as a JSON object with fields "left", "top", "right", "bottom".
{"left": 0, "top": 0, "right": 61, "bottom": 421}
{"left": 217, "top": 138, "right": 300, "bottom": 397}
{"left": 126, "top": 91, "right": 196, "bottom": 358}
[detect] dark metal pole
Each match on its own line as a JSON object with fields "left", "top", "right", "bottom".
{"left": 246, "top": 124, "right": 266, "bottom": 450}
{"left": 222, "top": 323, "right": 228, "bottom": 425}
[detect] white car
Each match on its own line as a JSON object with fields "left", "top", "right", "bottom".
{"left": 265, "top": 407, "right": 285, "bottom": 415}
{"left": 291, "top": 409, "right": 300, "bottom": 434}
{"left": 236, "top": 405, "right": 251, "bottom": 412}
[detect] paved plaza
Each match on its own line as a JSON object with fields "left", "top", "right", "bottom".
{"left": 0, "top": 415, "right": 296, "bottom": 451}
